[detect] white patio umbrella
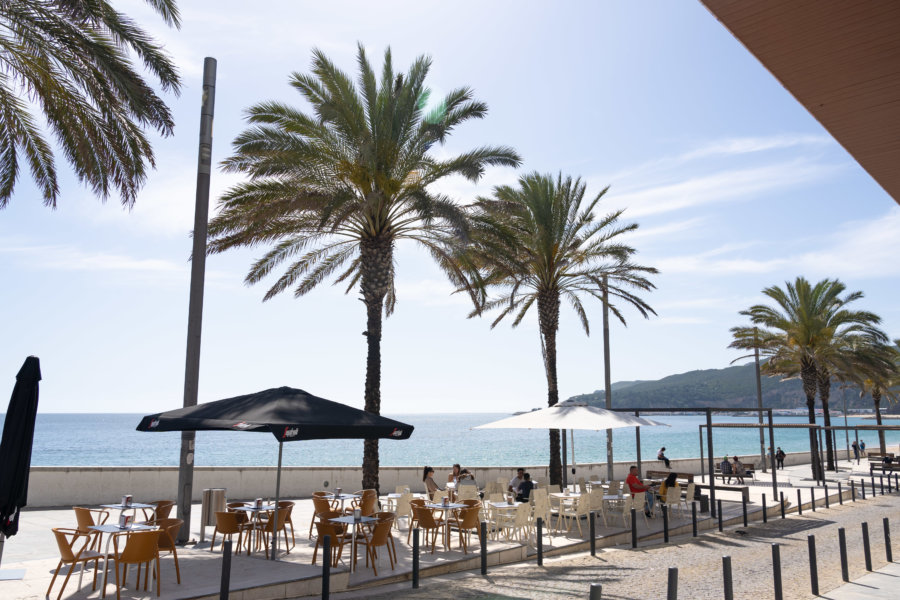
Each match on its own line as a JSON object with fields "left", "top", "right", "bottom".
{"left": 474, "top": 401, "right": 668, "bottom": 483}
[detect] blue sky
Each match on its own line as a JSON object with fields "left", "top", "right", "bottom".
{"left": 2, "top": 1, "right": 898, "bottom": 414}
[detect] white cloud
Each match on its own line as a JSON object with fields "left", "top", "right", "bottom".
{"left": 679, "top": 134, "right": 832, "bottom": 161}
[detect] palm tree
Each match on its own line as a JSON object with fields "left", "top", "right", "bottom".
{"left": 731, "top": 277, "right": 886, "bottom": 477}
{"left": 207, "top": 45, "right": 520, "bottom": 491}
{"left": 460, "top": 172, "right": 657, "bottom": 485}
{"left": 850, "top": 340, "right": 900, "bottom": 454}
{"left": 0, "top": 0, "right": 181, "bottom": 208}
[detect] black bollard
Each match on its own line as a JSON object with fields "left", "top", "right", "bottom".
{"left": 825, "top": 484, "right": 830, "bottom": 509}
{"left": 851, "top": 480, "right": 856, "bottom": 501}
{"left": 884, "top": 518, "right": 893, "bottom": 563}
{"left": 895, "top": 473, "right": 899, "bottom": 492}
{"left": 631, "top": 508, "right": 637, "bottom": 548}
{"left": 220, "top": 540, "right": 232, "bottom": 600}
{"left": 590, "top": 511, "right": 596, "bottom": 556}
{"left": 811, "top": 487, "right": 816, "bottom": 512}
{"left": 839, "top": 527, "right": 849, "bottom": 581}
{"left": 412, "top": 528, "right": 420, "bottom": 588}
{"left": 772, "top": 544, "right": 783, "bottom": 600}
{"left": 808, "top": 535, "right": 818, "bottom": 596}
{"left": 742, "top": 496, "right": 748, "bottom": 527}
{"left": 589, "top": 583, "right": 603, "bottom": 600}
{"left": 863, "top": 522, "right": 872, "bottom": 571}
{"left": 537, "top": 517, "right": 543, "bottom": 566}
{"left": 663, "top": 505, "right": 669, "bottom": 543}
{"left": 798, "top": 489, "right": 803, "bottom": 515}
{"left": 480, "top": 521, "right": 487, "bottom": 575}
{"left": 780, "top": 492, "right": 786, "bottom": 519}
{"left": 718, "top": 499, "right": 723, "bottom": 532}
{"left": 838, "top": 481, "right": 843, "bottom": 505}
{"left": 861, "top": 478, "right": 866, "bottom": 500}
{"left": 723, "top": 555, "right": 733, "bottom": 600}
{"left": 667, "top": 567, "right": 678, "bottom": 600}
{"left": 889, "top": 474, "right": 893, "bottom": 493}
{"left": 881, "top": 476, "right": 885, "bottom": 495}
{"left": 692, "top": 501, "right": 698, "bottom": 537}
{"left": 321, "top": 535, "right": 331, "bottom": 600}
{"left": 871, "top": 474, "right": 876, "bottom": 495}
{"left": 762, "top": 493, "right": 768, "bottom": 523}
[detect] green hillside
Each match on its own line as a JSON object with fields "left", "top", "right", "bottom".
{"left": 568, "top": 362, "right": 882, "bottom": 410}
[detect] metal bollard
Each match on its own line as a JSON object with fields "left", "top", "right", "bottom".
{"left": 838, "top": 481, "right": 843, "bottom": 505}
{"left": 885, "top": 518, "right": 893, "bottom": 563}
{"left": 808, "top": 535, "right": 818, "bottom": 596}
{"left": 631, "top": 508, "right": 637, "bottom": 548}
{"left": 537, "top": 517, "right": 543, "bottom": 566}
{"left": 667, "top": 567, "right": 678, "bottom": 600}
{"left": 663, "top": 505, "right": 669, "bottom": 543}
{"left": 590, "top": 511, "right": 596, "bottom": 556}
{"left": 718, "top": 499, "right": 723, "bottom": 532}
{"left": 762, "top": 493, "right": 768, "bottom": 523}
{"left": 480, "top": 521, "right": 487, "bottom": 575}
{"left": 321, "top": 535, "right": 331, "bottom": 600}
{"left": 219, "top": 540, "right": 232, "bottom": 600}
{"left": 772, "top": 544, "right": 783, "bottom": 600}
{"left": 863, "top": 522, "right": 872, "bottom": 571}
{"left": 412, "top": 528, "right": 420, "bottom": 588}
{"left": 742, "top": 496, "right": 748, "bottom": 527}
{"left": 811, "top": 487, "right": 816, "bottom": 512}
{"left": 825, "top": 484, "right": 830, "bottom": 509}
{"left": 881, "top": 476, "right": 885, "bottom": 495}
{"left": 797, "top": 489, "right": 803, "bottom": 515}
{"left": 889, "top": 474, "right": 893, "bottom": 493}
{"left": 851, "top": 480, "right": 856, "bottom": 501}
{"left": 839, "top": 527, "right": 849, "bottom": 581}
{"left": 692, "top": 501, "right": 697, "bottom": 537}
{"left": 589, "top": 582, "right": 603, "bottom": 600}
{"left": 861, "top": 478, "right": 866, "bottom": 500}
{"left": 872, "top": 474, "right": 876, "bottom": 495}
{"left": 722, "top": 555, "right": 733, "bottom": 600}
{"left": 780, "top": 492, "right": 785, "bottom": 519}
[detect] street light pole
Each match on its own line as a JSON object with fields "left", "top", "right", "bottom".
{"left": 602, "top": 275, "right": 614, "bottom": 482}
{"left": 755, "top": 342, "right": 766, "bottom": 473}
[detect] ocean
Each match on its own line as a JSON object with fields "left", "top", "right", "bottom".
{"left": 4, "top": 412, "right": 897, "bottom": 467}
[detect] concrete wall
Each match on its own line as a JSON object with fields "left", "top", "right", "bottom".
{"left": 24, "top": 448, "right": 852, "bottom": 507}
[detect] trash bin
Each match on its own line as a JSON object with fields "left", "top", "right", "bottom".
{"left": 697, "top": 494, "right": 710, "bottom": 513}
{"left": 200, "top": 488, "right": 226, "bottom": 542}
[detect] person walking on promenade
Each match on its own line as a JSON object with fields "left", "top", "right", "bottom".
{"left": 775, "top": 447, "right": 786, "bottom": 469}
{"left": 657, "top": 447, "right": 671, "bottom": 469}
{"left": 852, "top": 440, "right": 859, "bottom": 461}
{"left": 860, "top": 440, "right": 867, "bottom": 457}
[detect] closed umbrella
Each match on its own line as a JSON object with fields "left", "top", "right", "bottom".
{"left": 137, "top": 386, "right": 413, "bottom": 558}
{"left": 0, "top": 356, "right": 41, "bottom": 579}
{"left": 475, "top": 401, "right": 668, "bottom": 484}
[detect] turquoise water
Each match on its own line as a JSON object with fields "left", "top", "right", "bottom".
{"left": 3, "top": 413, "right": 897, "bottom": 467}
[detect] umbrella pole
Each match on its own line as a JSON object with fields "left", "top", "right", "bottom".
{"left": 562, "top": 429, "right": 568, "bottom": 490}
{"left": 271, "top": 441, "right": 283, "bottom": 561}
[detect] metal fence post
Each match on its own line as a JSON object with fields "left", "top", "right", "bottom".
{"left": 838, "top": 481, "right": 843, "bottom": 505}
{"left": 590, "top": 512, "right": 596, "bottom": 556}
{"left": 722, "top": 555, "right": 733, "bottom": 600}
{"left": 825, "top": 484, "right": 830, "bottom": 509}
{"left": 663, "top": 505, "right": 669, "bottom": 543}
{"left": 881, "top": 476, "right": 885, "bottom": 495}
{"left": 808, "top": 535, "right": 818, "bottom": 596}
{"left": 851, "top": 480, "right": 856, "bottom": 501}
{"left": 811, "top": 487, "right": 816, "bottom": 512}
{"left": 412, "top": 528, "right": 420, "bottom": 588}
{"left": 797, "top": 489, "right": 803, "bottom": 515}
{"left": 772, "top": 544, "right": 783, "bottom": 600}
{"left": 480, "top": 521, "right": 487, "bottom": 575}
{"left": 219, "top": 540, "right": 232, "bottom": 600}
{"left": 780, "top": 492, "right": 785, "bottom": 519}
{"left": 839, "top": 527, "right": 849, "bottom": 581}
{"left": 762, "top": 493, "right": 767, "bottom": 523}
{"left": 885, "top": 518, "right": 893, "bottom": 563}
{"left": 691, "top": 502, "right": 697, "bottom": 537}
{"left": 718, "top": 499, "right": 723, "bottom": 532}
{"left": 537, "top": 517, "right": 543, "bottom": 566}
{"left": 631, "top": 508, "right": 637, "bottom": 548}
{"left": 321, "top": 535, "right": 331, "bottom": 600}
{"left": 861, "top": 479, "right": 866, "bottom": 500}
{"left": 742, "top": 496, "right": 748, "bottom": 527}
{"left": 667, "top": 567, "right": 678, "bottom": 600}
{"left": 863, "top": 522, "right": 872, "bottom": 571}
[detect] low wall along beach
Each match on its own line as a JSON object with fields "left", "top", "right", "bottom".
{"left": 25, "top": 449, "right": 848, "bottom": 507}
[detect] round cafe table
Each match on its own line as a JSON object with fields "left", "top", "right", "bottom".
{"left": 88, "top": 522, "right": 158, "bottom": 598}
{"left": 231, "top": 503, "right": 276, "bottom": 553}
{"left": 328, "top": 514, "right": 376, "bottom": 572}
{"left": 425, "top": 502, "right": 466, "bottom": 550}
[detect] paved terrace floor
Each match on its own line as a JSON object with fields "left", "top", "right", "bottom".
{"left": 0, "top": 459, "right": 893, "bottom": 600}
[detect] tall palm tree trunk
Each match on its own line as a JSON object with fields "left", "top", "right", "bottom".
{"left": 801, "top": 359, "right": 823, "bottom": 479}
{"left": 817, "top": 372, "right": 836, "bottom": 470}
{"left": 874, "top": 388, "right": 886, "bottom": 454}
{"left": 360, "top": 235, "right": 393, "bottom": 492}
{"left": 538, "top": 291, "right": 562, "bottom": 486}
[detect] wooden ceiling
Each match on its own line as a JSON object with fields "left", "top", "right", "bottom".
{"left": 701, "top": 0, "right": 900, "bottom": 204}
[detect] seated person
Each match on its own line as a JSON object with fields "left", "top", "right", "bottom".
{"left": 516, "top": 473, "right": 535, "bottom": 502}
{"left": 458, "top": 468, "right": 476, "bottom": 482}
{"left": 719, "top": 456, "right": 733, "bottom": 484}
{"left": 508, "top": 467, "right": 525, "bottom": 494}
{"left": 658, "top": 472, "right": 679, "bottom": 499}
{"left": 731, "top": 456, "right": 745, "bottom": 485}
{"left": 448, "top": 464, "right": 462, "bottom": 485}
{"left": 657, "top": 447, "right": 671, "bottom": 469}
{"left": 625, "top": 465, "right": 655, "bottom": 517}
{"left": 423, "top": 466, "right": 441, "bottom": 500}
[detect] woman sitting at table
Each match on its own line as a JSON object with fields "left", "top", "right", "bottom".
{"left": 658, "top": 472, "right": 679, "bottom": 498}
{"left": 448, "top": 464, "right": 461, "bottom": 485}
{"left": 423, "top": 466, "right": 441, "bottom": 500}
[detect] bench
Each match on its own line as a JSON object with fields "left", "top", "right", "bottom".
{"left": 695, "top": 483, "right": 750, "bottom": 503}
{"left": 713, "top": 463, "right": 757, "bottom": 482}
{"left": 868, "top": 453, "right": 900, "bottom": 474}
{"left": 645, "top": 470, "right": 694, "bottom": 483}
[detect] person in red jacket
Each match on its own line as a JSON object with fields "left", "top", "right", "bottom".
{"left": 626, "top": 465, "right": 655, "bottom": 517}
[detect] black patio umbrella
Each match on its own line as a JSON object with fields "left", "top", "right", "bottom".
{"left": 137, "top": 386, "right": 413, "bottom": 558}
{"left": 0, "top": 356, "right": 41, "bottom": 574}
